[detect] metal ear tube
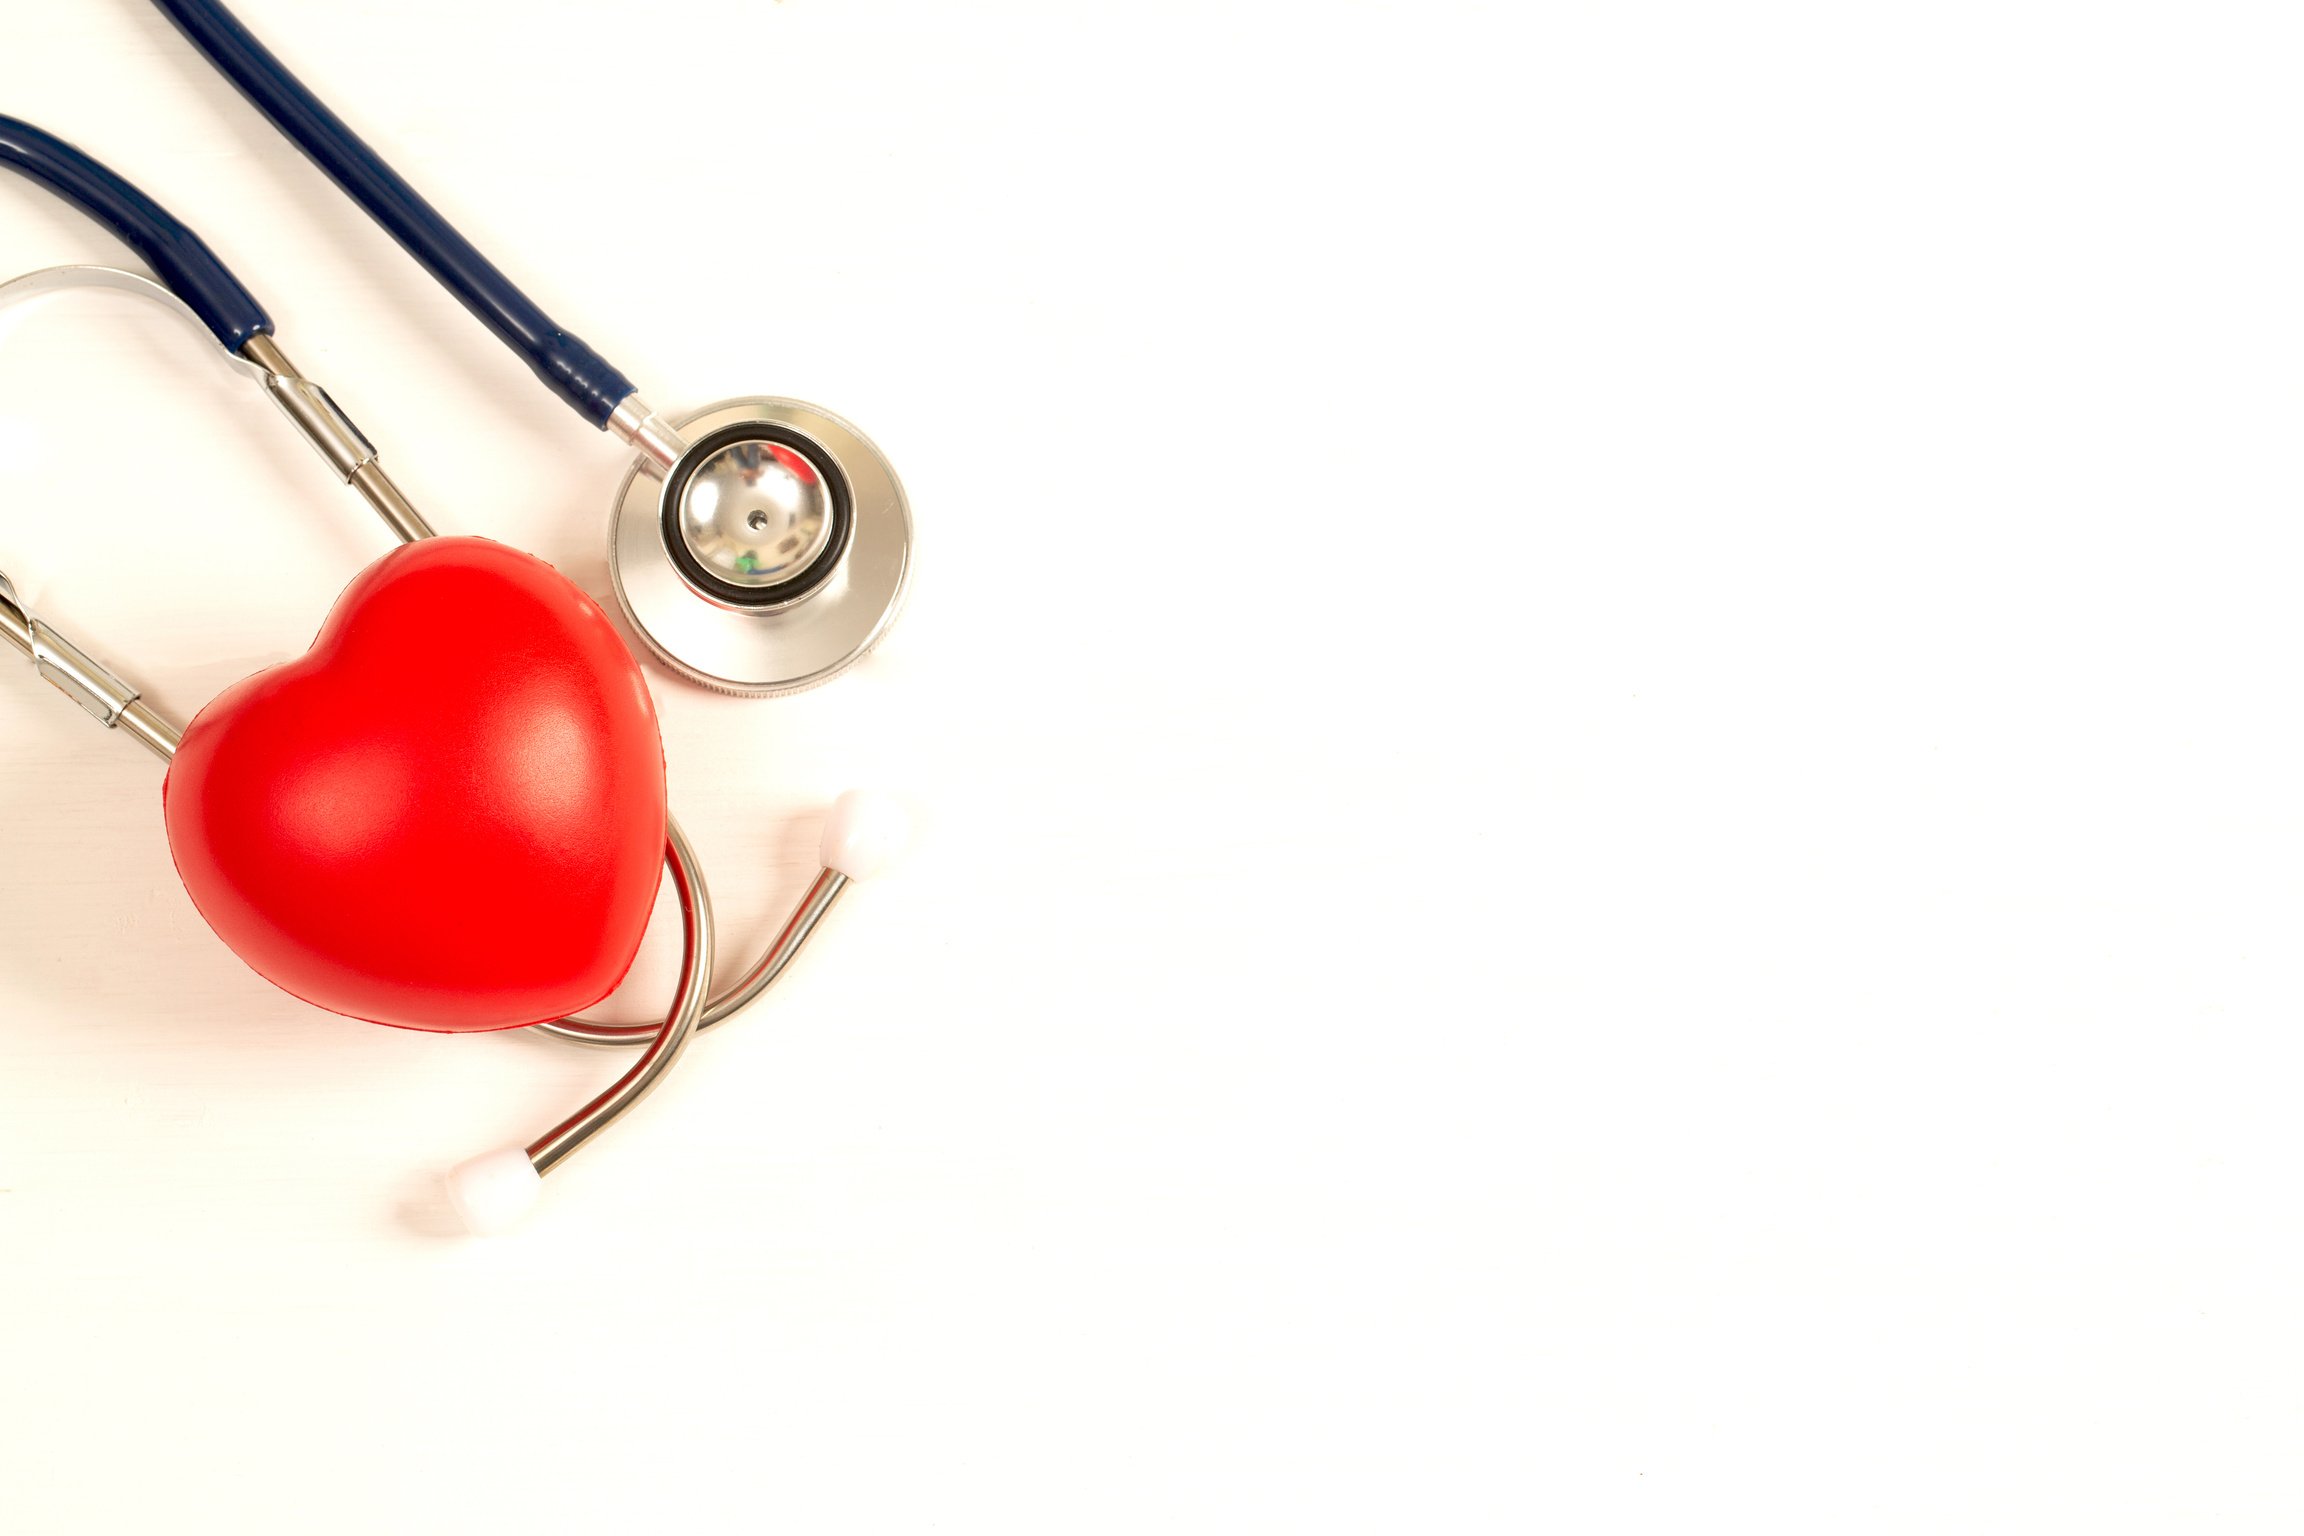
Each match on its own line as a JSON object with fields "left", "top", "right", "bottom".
{"left": 0, "top": 570, "right": 179, "bottom": 758}
{"left": 450, "top": 791, "right": 909, "bottom": 1232}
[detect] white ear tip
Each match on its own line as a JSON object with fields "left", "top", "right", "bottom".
{"left": 819, "top": 789, "right": 910, "bottom": 881}
{"left": 446, "top": 1147, "right": 541, "bottom": 1236}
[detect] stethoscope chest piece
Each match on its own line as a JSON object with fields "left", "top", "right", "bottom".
{"left": 612, "top": 397, "right": 912, "bottom": 697}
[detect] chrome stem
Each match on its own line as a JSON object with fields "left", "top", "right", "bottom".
{"left": 240, "top": 333, "right": 436, "bottom": 542}
{"left": 0, "top": 573, "right": 182, "bottom": 763}
{"left": 606, "top": 393, "right": 689, "bottom": 473}
{"left": 347, "top": 462, "right": 434, "bottom": 545}
{"left": 527, "top": 818, "right": 714, "bottom": 1175}
{"left": 115, "top": 701, "right": 184, "bottom": 761}
{"left": 531, "top": 866, "right": 848, "bottom": 1048}
{"left": 0, "top": 582, "right": 26, "bottom": 656}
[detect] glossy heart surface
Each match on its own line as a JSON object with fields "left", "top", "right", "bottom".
{"left": 163, "top": 537, "right": 668, "bottom": 1032}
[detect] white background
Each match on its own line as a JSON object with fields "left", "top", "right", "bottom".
{"left": 1, "top": 1, "right": 2300, "bottom": 1530}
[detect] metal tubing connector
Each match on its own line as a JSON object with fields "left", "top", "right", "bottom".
{"left": 240, "top": 334, "right": 435, "bottom": 543}
{"left": 0, "top": 570, "right": 180, "bottom": 760}
{"left": 606, "top": 393, "right": 689, "bottom": 473}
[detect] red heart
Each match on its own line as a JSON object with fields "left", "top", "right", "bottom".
{"left": 162, "top": 537, "right": 668, "bottom": 1032}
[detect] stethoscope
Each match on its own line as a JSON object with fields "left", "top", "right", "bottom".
{"left": 0, "top": 0, "right": 914, "bottom": 1232}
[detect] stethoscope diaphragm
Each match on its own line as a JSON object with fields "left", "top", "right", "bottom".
{"left": 610, "top": 398, "right": 913, "bottom": 697}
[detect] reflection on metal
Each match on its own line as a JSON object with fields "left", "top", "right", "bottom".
{"left": 612, "top": 398, "right": 911, "bottom": 696}
{"left": 0, "top": 568, "right": 177, "bottom": 759}
{"left": 535, "top": 867, "right": 849, "bottom": 1048}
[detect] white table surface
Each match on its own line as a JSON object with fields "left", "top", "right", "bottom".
{"left": 3, "top": 2, "right": 2301, "bottom": 1531}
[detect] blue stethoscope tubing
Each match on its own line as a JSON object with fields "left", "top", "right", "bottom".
{"left": 151, "top": 0, "right": 640, "bottom": 431}
{"left": 0, "top": 114, "right": 273, "bottom": 351}
{"left": 0, "top": 0, "right": 632, "bottom": 426}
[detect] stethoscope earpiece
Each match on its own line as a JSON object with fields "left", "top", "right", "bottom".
{"left": 446, "top": 1147, "right": 541, "bottom": 1237}
{"left": 819, "top": 788, "right": 914, "bottom": 882}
